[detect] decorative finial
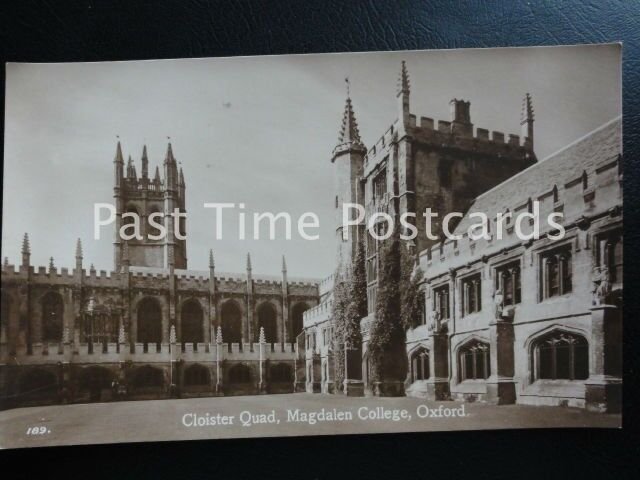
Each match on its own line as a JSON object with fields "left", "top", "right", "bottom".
{"left": 75, "top": 238, "right": 83, "bottom": 259}
{"left": 246, "top": 252, "right": 252, "bottom": 271}
{"left": 216, "top": 326, "right": 223, "bottom": 344}
{"left": 170, "top": 324, "right": 177, "bottom": 344}
{"left": 282, "top": 255, "right": 287, "bottom": 272}
{"left": 209, "top": 249, "right": 215, "bottom": 268}
{"left": 118, "top": 323, "right": 126, "bottom": 343}
{"left": 21, "top": 233, "right": 30, "bottom": 255}
{"left": 397, "top": 60, "right": 410, "bottom": 96}
{"left": 259, "top": 326, "right": 266, "bottom": 344}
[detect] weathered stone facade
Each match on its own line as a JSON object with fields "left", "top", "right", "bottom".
{"left": 0, "top": 144, "right": 320, "bottom": 408}
{"left": 304, "top": 61, "right": 622, "bottom": 413}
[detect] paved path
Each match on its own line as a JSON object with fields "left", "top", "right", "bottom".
{"left": 0, "top": 394, "right": 620, "bottom": 449}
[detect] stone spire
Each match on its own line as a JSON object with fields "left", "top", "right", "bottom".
{"left": 209, "top": 249, "right": 215, "bottom": 269}
{"left": 179, "top": 167, "right": 185, "bottom": 186}
{"left": 338, "top": 96, "right": 363, "bottom": 145}
{"left": 397, "top": 60, "right": 410, "bottom": 96}
{"left": 165, "top": 142, "right": 176, "bottom": 164}
{"left": 520, "top": 93, "right": 535, "bottom": 149}
{"left": 141, "top": 145, "right": 149, "bottom": 178}
{"left": 126, "top": 155, "right": 137, "bottom": 179}
{"left": 21, "top": 233, "right": 31, "bottom": 267}
{"left": 153, "top": 165, "right": 161, "bottom": 185}
{"left": 282, "top": 255, "right": 287, "bottom": 273}
{"left": 75, "top": 238, "right": 83, "bottom": 271}
{"left": 76, "top": 238, "right": 83, "bottom": 259}
{"left": 397, "top": 60, "right": 410, "bottom": 126}
{"left": 114, "top": 141, "right": 124, "bottom": 164}
{"left": 246, "top": 253, "right": 252, "bottom": 273}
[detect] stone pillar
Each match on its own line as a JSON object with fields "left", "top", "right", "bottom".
{"left": 343, "top": 345, "right": 364, "bottom": 396}
{"left": 310, "top": 354, "right": 322, "bottom": 393}
{"left": 427, "top": 331, "right": 450, "bottom": 400}
{"left": 585, "top": 305, "right": 622, "bottom": 413}
{"left": 486, "top": 316, "right": 516, "bottom": 405}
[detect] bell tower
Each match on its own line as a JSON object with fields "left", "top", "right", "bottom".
{"left": 113, "top": 141, "right": 187, "bottom": 270}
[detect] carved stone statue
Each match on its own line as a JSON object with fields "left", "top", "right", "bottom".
{"left": 494, "top": 288, "right": 504, "bottom": 320}
{"left": 427, "top": 310, "right": 447, "bottom": 334}
{"left": 592, "top": 266, "right": 611, "bottom": 306}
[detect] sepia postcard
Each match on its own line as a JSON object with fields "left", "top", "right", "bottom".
{"left": 0, "top": 44, "right": 623, "bottom": 449}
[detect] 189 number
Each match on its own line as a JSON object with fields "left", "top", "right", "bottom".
{"left": 26, "top": 426, "right": 50, "bottom": 435}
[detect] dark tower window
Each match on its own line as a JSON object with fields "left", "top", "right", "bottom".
{"left": 184, "top": 364, "right": 210, "bottom": 386}
{"left": 495, "top": 261, "right": 521, "bottom": 306}
{"left": 147, "top": 207, "right": 163, "bottom": 239}
{"left": 533, "top": 331, "right": 588, "bottom": 381}
{"left": 137, "top": 298, "right": 162, "bottom": 345}
{"left": 291, "top": 303, "right": 309, "bottom": 341}
{"left": 410, "top": 348, "right": 430, "bottom": 381}
{"left": 181, "top": 300, "right": 204, "bottom": 344}
{"left": 458, "top": 340, "right": 490, "bottom": 381}
{"left": 257, "top": 303, "right": 278, "bottom": 343}
{"left": 41, "top": 292, "right": 63, "bottom": 342}
{"left": 221, "top": 300, "right": 242, "bottom": 343}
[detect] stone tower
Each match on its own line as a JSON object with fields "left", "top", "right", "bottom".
{"left": 113, "top": 141, "right": 187, "bottom": 270}
{"left": 332, "top": 90, "right": 366, "bottom": 275}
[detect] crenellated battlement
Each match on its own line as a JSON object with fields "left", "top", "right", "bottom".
{"left": 2, "top": 341, "right": 297, "bottom": 365}
{"left": 421, "top": 120, "right": 622, "bottom": 278}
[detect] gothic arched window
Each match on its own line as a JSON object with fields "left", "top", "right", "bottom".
{"left": 221, "top": 300, "right": 242, "bottom": 343}
{"left": 541, "top": 248, "right": 572, "bottom": 299}
{"left": 257, "top": 303, "right": 278, "bottom": 343}
{"left": 137, "top": 298, "right": 162, "bottom": 345}
{"left": 458, "top": 340, "right": 490, "bottom": 381}
{"left": 181, "top": 300, "right": 204, "bottom": 344}
{"left": 495, "top": 261, "right": 521, "bottom": 306}
{"left": 533, "top": 331, "right": 588, "bottom": 381}
{"left": 291, "top": 303, "right": 309, "bottom": 341}
{"left": 41, "top": 292, "right": 63, "bottom": 342}
{"left": 410, "top": 348, "right": 430, "bottom": 382}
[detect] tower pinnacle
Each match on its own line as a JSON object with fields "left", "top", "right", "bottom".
{"left": 76, "top": 238, "right": 83, "bottom": 259}
{"left": 246, "top": 252, "right": 252, "bottom": 271}
{"left": 141, "top": 145, "right": 149, "bottom": 178}
{"left": 397, "top": 60, "right": 410, "bottom": 96}
{"left": 338, "top": 97, "right": 363, "bottom": 145}
{"left": 520, "top": 93, "right": 535, "bottom": 149}
{"left": 282, "top": 255, "right": 287, "bottom": 273}
{"left": 114, "top": 141, "right": 124, "bottom": 164}
{"left": 209, "top": 249, "right": 215, "bottom": 268}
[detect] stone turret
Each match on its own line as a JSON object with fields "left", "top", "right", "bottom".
{"left": 332, "top": 88, "right": 366, "bottom": 273}
{"left": 521, "top": 93, "right": 535, "bottom": 149}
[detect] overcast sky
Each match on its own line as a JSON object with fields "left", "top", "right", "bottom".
{"left": 2, "top": 44, "right": 621, "bottom": 278}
